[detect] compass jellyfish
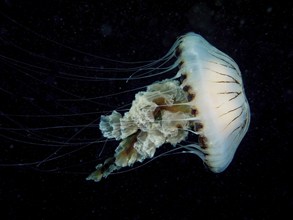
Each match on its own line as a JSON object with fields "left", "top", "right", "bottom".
{"left": 86, "top": 32, "right": 250, "bottom": 182}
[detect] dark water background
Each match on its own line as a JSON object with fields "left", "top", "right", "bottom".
{"left": 0, "top": 0, "right": 292, "bottom": 219}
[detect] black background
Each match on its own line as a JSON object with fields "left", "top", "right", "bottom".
{"left": 0, "top": 0, "right": 292, "bottom": 219}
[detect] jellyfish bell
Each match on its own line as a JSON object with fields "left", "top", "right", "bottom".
{"left": 86, "top": 32, "right": 250, "bottom": 182}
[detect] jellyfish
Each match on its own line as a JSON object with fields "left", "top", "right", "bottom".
{"left": 1, "top": 27, "right": 250, "bottom": 180}
{"left": 86, "top": 32, "right": 250, "bottom": 182}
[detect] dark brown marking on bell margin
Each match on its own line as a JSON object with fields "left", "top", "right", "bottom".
{"left": 187, "top": 93, "right": 195, "bottom": 101}
{"left": 198, "top": 135, "right": 208, "bottom": 149}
